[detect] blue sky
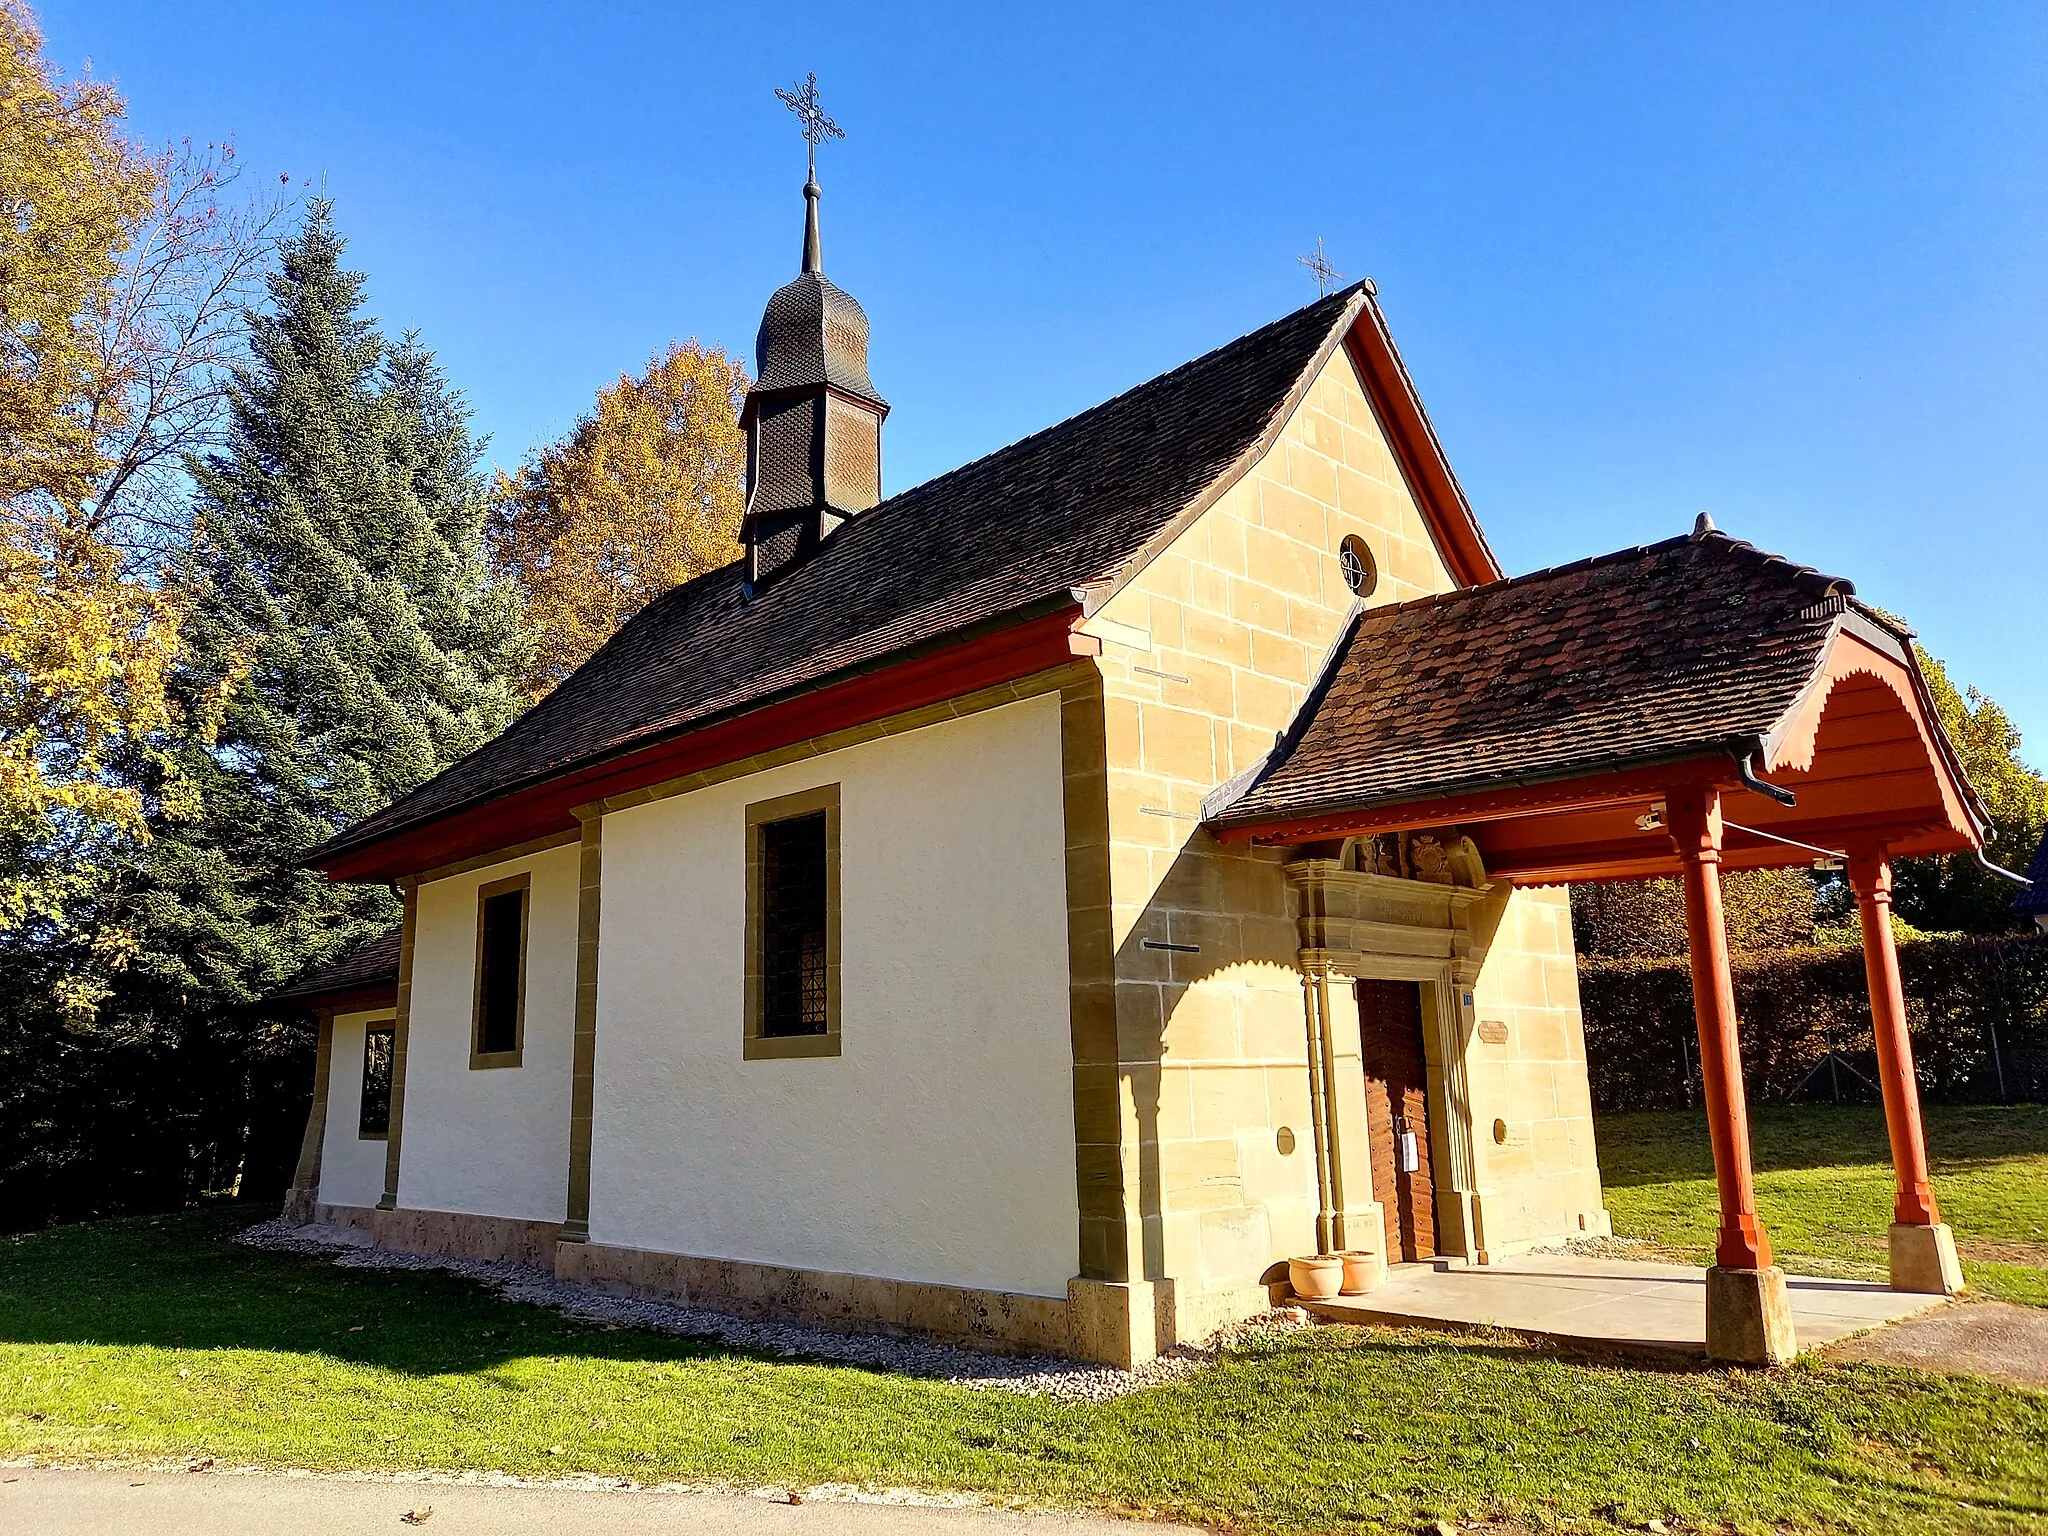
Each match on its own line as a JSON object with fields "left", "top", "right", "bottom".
{"left": 43, "top": 2, "right": 2048, "bottom": 758}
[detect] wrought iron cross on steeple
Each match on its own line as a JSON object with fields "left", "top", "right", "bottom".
{"left": 776, "top": 72, "right": 844, "bottom": 186}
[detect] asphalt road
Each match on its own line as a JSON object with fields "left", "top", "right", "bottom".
{"left": 0, "top": 1467, "right": 1181, "bottom": 1534}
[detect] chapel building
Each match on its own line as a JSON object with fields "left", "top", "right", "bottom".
{"left": 278, "top": 174, "right": 1988, "bottom": 1368}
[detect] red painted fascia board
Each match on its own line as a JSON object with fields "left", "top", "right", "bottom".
{"left": 1213, "top": 756, "right": 1737, "bottom": 846}
{"left": 1345, "top": 303, "right": 1502, "bottom": 588}
{"left": 321, "top": 606, "right": 1095, "bottom": 883}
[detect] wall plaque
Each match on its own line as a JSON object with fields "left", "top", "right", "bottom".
{"left": 1476, "top": 1019, "right": 1509, "bottom": 1045}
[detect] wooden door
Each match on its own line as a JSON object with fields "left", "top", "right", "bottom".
{"left": 1356, "top": 979, "right": 1436, "bottom": 1262}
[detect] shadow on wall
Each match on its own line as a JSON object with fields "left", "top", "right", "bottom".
{"left": 1100, "top": 830, "right": 1514, "bottom": 1294}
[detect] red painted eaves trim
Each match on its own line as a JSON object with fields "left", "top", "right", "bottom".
{"left": 1213, "top": 756, "right": 1737, "bottom": 846}
{"left": 1346, "top": 298, "right": 1502, "bottom": 588}
{"left": 320, "top": 606, "right": 1095, "bottom": 883}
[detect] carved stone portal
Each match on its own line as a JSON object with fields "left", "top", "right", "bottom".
{"left": 1343, "top": 830, "right": 1486, "bottom": 889}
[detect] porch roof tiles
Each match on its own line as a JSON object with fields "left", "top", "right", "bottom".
{"left": 269, "top": 928, "right": 401, "bottom": 1005}
{"left": 1208, "top": 527, "right": 1882, "bottom": 832}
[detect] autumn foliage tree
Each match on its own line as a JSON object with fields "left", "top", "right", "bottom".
{"left": 489, "top": 341, "right": 747, "bottom": 696}
{"left": 0, "top": 2, "right": 179, "bottom": 931}
{"left": 0, "top": 0, "right": 154, "bottom": 512}
{"left": 1, "top": 3, "right": 282, "bottom": 935}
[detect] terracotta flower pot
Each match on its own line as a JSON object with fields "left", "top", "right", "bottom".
{"left": 1338, "top": 1249, "right": 1379, "bottom": 1295}
{"left": 1287, "top": 1254, "right": 1344, "bottom": 1301}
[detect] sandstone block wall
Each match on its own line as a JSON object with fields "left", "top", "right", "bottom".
{"left": 1086, "top": 348, "right": 1463, "bottom": 1335}
{"left": 1465, "top": 884, "right": 1611, "bottom": 1252}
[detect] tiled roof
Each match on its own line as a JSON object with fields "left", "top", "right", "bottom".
{"left": 2017, "top": 827, "right": 2048, "bottom": 916}
{"left": 318, "top": 284, "right": 1369, "bottom": 864}
{"left": 270, "top": 928, "right": 401, "bottom": 1004}
{"left": 1209, "top": 529, "right": 1868, "bottom": 829}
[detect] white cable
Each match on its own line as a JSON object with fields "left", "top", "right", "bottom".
{"left": 1721, "top": 819, "right": 1846, "bottom": 862}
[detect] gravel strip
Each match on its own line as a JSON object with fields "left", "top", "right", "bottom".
{"left": 235, "top": 1219, "right": 1310, "bottom": 1400}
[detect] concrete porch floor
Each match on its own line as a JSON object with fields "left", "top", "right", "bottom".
{"left": 1302, "top": 1252, "right": 1948, "bottom": 1356}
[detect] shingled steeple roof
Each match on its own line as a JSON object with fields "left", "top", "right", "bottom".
{"left": 750, "top": 182, "right": 886, "bottom": 410}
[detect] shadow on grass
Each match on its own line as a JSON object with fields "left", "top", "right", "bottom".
{"left": 3, "top": 1204, "right": 1748, "bottom": 1396}
{"left": 0, "top": 1204, "right": 794, "bottom": 1380}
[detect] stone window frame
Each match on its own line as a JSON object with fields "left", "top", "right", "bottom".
{"left": 470, "top": 871, "right": 531, "bottom": 1069}
{"left": 357, "top": 1016, "right": 396, "bottom": 1139}
{"left": 743, "top": 783, "right": 842, "bottom": 1061}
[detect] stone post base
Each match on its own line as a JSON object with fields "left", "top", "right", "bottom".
{"left": 1706, "top": 1265, "right": 1797, "bottom": 1365}
{"left": 1889, "top": 1222, "right": 1965, "bottom": 1296}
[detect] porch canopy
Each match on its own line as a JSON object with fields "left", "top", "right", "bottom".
{"left": 1208, "top": 523, "right": 1992, "bottom": 1364}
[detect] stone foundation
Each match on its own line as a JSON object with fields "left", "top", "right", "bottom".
{"left": 555, "top": 1239, "right": 1083, "bottom": 1358}
{"left": 296, "top": 1202, "right": 1176, "bottom": 1365}
{"left": 309, "top": 1203, "right": 562, "bottom": 1272}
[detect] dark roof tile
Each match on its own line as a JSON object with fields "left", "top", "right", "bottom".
{"left": 270, "top": 928, "right": 401, "bottom": 1003}
{"left": 320, "top": 285, "right": 1366, "bottom": 863}
{"left": 1210, "top": 530, "right": 1864, "bottom": 828}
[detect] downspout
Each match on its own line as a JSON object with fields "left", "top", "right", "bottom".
{"left": 1299, "top": 964, "right": 1337, "bottom": 1255}
{"left": 1972, "top": 847, "right": 2034, "bottom": 887}
{"left": 1740, "top": 741, "right": 2029, "bottom": 887}
{"left": 1736, "top": 752, "right": 1797, "bottom": 808}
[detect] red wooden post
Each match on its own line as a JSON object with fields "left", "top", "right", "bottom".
{"left": 1666, "top": 786, "right": 1772, "bottom": 1270}
{"left": 1847, "top": 847, "right": 1965, "bottom": 1294}
{"left": 1667, "top": 785, "right": 1796, "bottom": 1362}
{"left": 1846, "top": 851, "right": 1939, "bottom": 1225}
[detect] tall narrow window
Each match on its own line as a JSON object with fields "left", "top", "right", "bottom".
{"left": 745, "top": 785, "right": 840, "bottom": 1059}
{"left": 359, "top": 1024, "right": 394, "bottom": 1138}
{"left": 762, "top": 812, "right": 828, "bottom": 1034}
{"left": 471, "top": 873, "right": 529, "bottom": 1067}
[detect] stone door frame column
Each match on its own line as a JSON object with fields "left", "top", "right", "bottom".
{"left": 1286, "top": 855, "right": 1490, "bottom": 1275}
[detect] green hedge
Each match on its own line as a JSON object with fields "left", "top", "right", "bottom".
{"left": 1579, "top": 932, "right": 2048, "bottom": 1112}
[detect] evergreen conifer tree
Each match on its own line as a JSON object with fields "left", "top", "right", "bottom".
{"left": 2, "top": 201, "right": 527, "bottom": 1222}
{"left": 121, "top": 199, "right": 527, "bottom": 1007}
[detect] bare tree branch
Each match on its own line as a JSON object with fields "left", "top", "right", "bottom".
{"left": 76, "top": 137, "right": 289, "bottom": 557}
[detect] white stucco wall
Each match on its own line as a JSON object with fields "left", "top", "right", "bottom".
{"left": 591, "top": 691, "right": 1079, "bottom": 1297}
{"left": 318, "top": 1006, "right": 395, "bottom": 1210}
{"left": 394, "top": 841, "right": 580, "bottom": 1222}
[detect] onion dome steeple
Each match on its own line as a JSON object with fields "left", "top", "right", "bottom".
{"left": 740, "top": 75, "right": 887, "bottom": 587}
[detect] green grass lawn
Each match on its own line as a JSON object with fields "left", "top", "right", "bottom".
{"left": 3, "top": 1206, "right": 2046, "bottom": 1534}
{"left": 1598, "top": 1105, "right": 2048, "bottom": 1306}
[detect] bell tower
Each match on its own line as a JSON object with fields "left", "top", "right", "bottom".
{"left": 741, "top": 74, "right": 888, "bottom": 587}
